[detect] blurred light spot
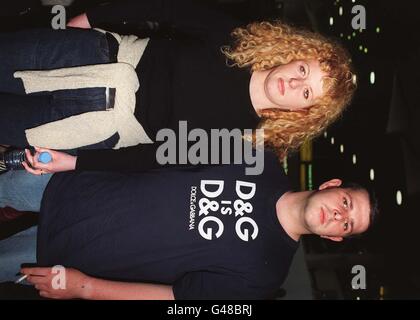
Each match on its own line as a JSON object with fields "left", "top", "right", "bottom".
{"left": 283, "top": 157, "right": 288, "bottom": 175}
{"left": 340, "top": 33, "right": 344, "bottom": 37}
{"left": 347, "top": 35, "right": 351, "bottom": 40}
{"left": 396, "top": 190, "right": 402, "bottom": 205}
{"left": 324, "top": 131, "right": 328, "bottom": 138}
{"left": 352, "top": 32, "right": 356, "bottom": 37}
{"left": 352, "top": 74, "right": 357, "bottom": 85}
{"left": 364, "top": 47, "right": 368, "bottom": 53}
{"left": 352, "top": 154, "right": 357, "bottom": 165}
{"left": 330, "top": 17, "right": 334, "bottom": 26}
{"left": 370, "top": 71, "right": 376, "bottom": 84}
{"left": 359, "top": 45, "right": 363, "bottom": 51}
{"left": 369, "top": 169, "right": 375, "bottom": 181}
{"left": 339, "top": 7, "right": 343, "bottom": 16}
{"left": 376, "top": 27, "right": 381, "bottom": 33}
{"left": 340, "top": 144, "right": 344, "bottom": 153}
{"left": 331, "top": 137, "right": 335, "bottom": 145}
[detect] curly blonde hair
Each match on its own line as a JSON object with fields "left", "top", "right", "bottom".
{"left": 221, "top": 21, "right": 356, "bottom": 159}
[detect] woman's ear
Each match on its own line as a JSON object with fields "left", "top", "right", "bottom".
{"left": 292, "top": 108, "right": 310, "bottom": 114}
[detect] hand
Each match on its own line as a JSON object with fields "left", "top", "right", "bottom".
{"left": 67, "top": 13, "right": 91, "bottom": 29}
{"left": 21, "top": 267, "right": 91, "bottom": 300}
{"left": 22, "top": 147, "right": 77, "bottom": 175}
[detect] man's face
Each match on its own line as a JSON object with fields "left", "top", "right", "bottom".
{"left": 303, "top": 179, "right": 371, "bottom": 241}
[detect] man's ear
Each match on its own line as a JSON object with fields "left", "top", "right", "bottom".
{"left": 321, "top": 235, "right": 344, "bottom": 242}
{"left": 319, "top": 179, "right": 342, "bottom": 191}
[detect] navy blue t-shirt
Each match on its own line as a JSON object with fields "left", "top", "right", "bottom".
{"left": 38, "top": 152, "right": 298, "bottom": 299}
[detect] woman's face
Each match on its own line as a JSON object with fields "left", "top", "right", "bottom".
{"left": 263, "top": 59, "right": 326, "bottom": 111}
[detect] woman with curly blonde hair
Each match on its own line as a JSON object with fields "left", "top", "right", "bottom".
{"left": 223, "top": 21, "right": 355, "bottom": 158}
{"left": 0, "top": 0, "right": 355, "bottom": 180}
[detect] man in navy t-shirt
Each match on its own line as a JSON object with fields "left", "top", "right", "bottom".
{"left": 2, "top": 151, "right": 377, "bottom": 299}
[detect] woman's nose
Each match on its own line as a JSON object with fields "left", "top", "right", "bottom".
{"left": 288, "top": 78, "right": 303, "bottom": 90}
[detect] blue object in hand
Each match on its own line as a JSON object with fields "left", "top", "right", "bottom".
{"left": 1, "top": 149, "right": 52, "bottom": 171}
{"left": 38, "top": 152, "right": 52, "bottom": 164}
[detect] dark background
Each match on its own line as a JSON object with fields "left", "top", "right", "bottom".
{"left": 1, "top": 0, "right": 419, "bottom": 299}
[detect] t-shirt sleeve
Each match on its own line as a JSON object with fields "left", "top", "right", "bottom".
{"left": 75, "top": 136, "right": 251, "bottom": 172}
{"left": 75, "top": 143, "right": 159, "bottom": 171}
{"left": 75, "top": 141, "right": 214, "bottom": 172}
{"left": 86, "top": 0, "right": 243, "bottom": 36}
{"left": 173, "top": 271, "right": 262, "bottom": 300}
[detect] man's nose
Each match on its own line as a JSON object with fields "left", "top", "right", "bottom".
{"left": 334, "top": 211, "right": 345, "bottom": 221}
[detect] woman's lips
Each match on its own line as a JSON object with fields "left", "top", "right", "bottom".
{"left": 278, "top": 78, "right": 285, "bottom": 95}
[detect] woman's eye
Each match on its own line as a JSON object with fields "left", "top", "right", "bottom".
{"left": 300, "top": 65, "right": 307, "bottom": 76}
{"left": 343, "top": 198, "right": 348, "bottom": 208}
{"left": 303, "top": 88, "right": 309, "bottom": 99}
{"left": 344, "top": 221, "right": 349, "bottom": 231}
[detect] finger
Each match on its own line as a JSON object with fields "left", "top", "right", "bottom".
{"left": 31, "top": 151, "right": 42, "bottom": 168}
{"left": 24, "top": 149, "right": 35, "bottom": 167}
{"left": 30, "top": 150, "right": 50, "bottom": 170}
{"left": 31, "top": 156, "right": 51, "bottom": 170}
{"left": 34, "top": 146, "right": 52, "bottom": 154}
{"left": 27, "top": 275, "right": 49, "bottom": 285}
{"left": 39, "top": 291, "right": 51, "bottom": 298}
{"left": 34, "top": 147, "right": 54, "bottom": 169}
{"left": 22, "top": 161, "right": 37, "bottom": 173}
{"left": 21, "top": 267, "right": 51, "bottom": 276}
{"left": 22, "top": 161, "right": 43, "bottom": 175}
{"left": 26, "top": 149, "right": 51, "bottom": 171}
{"left": 35, "top": 284, "right": 49, "bottom": 291}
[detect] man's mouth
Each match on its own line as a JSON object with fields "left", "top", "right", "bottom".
{"left": 320, "top": 207, "right": 325, "bottom": 225}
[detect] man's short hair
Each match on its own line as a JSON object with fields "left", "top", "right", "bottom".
{"left": 340, "top": 182, "right": 379, "bottom": 238}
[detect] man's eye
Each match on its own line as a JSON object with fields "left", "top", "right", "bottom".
{"left": 344, "top": 221, "right": 349, "bottom": 231}
{"left": 343, "top": 198, "right": 348, "bottom": 209}
{"left": 300, "top": 65, "right": 306, "bottom": 76}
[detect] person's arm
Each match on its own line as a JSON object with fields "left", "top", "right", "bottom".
{"left": 22, "top": 147, "right": 76, "bottom": 175}
{"left": 69, "top": 0, "right": 241, "bottom": 34}
{"left": 24, "top": 141, "right": 214, "bottom": 173}
{"left": 22, "top": 144, "right": 162, "bottom": 173}
{"left": 66, "top": 12, "right": 91, "bottom": 29}
{"left": 75, "top": 143, "right": 160, "bottom": 172}
{"left": 75, "top": 140, "right": 231, "bottom": 172}
{"left": 87, "top": 277, "right": 174, "bottom": 300}
{"left": 22, "top": 267, "right": 174, "bottom": 300}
